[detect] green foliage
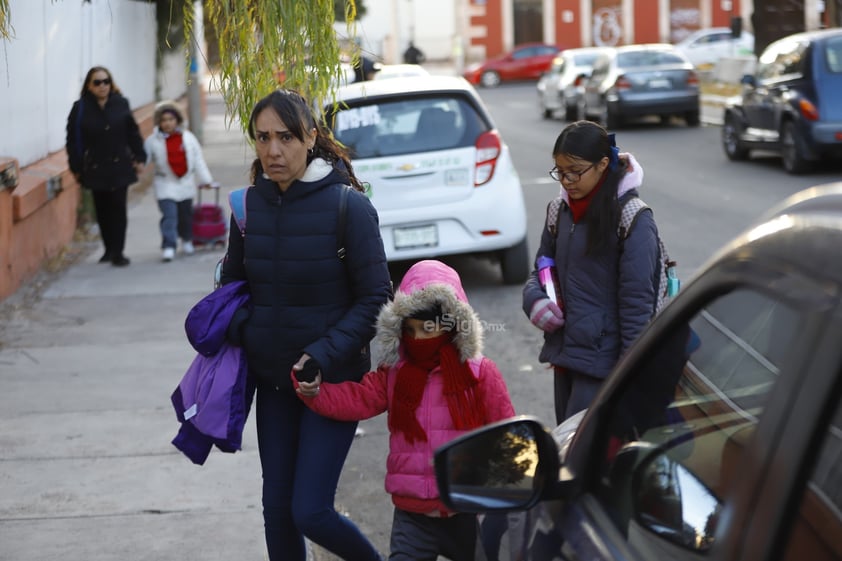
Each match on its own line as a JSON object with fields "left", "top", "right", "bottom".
{"left": 197, "top": 0, "right": 359, "bottom": 131}
{"left": 0, "top": 0, "right": 13, "bottom": 40}
{"left": 334, "top": 0, "right": 366, "bottom": 22}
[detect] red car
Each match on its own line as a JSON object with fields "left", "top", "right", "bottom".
{"left": 464, "top": 43, "right": 564, "bottom": 87}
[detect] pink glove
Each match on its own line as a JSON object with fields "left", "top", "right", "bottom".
{"left": 530, "top": 298, "right": 565, "bottom": 333}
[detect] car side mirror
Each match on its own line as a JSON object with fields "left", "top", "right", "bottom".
{"left": 632, "top": 451, "right": 723, "bottom": 552}
{"left": 740, "top": 74, "right": 756, "bottom": 87}
{"left": 434, "top": 417, "right": 560, "bottom": 512}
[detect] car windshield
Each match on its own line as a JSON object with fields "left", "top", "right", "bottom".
{"left": 618, "top": 50, "right": 685, "bottom": 67}
{"left": 328, "top": 96, "right": 488, "bottom": 159}
{"left": 572, "top": 53, "right": 600, "bottom": 66}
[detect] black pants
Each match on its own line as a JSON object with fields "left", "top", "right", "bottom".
{"left": 92, "top": 187, "right": 128, "bottom": 258}
{"left": 389, "top": 508, "right": 477, "bottom": 561}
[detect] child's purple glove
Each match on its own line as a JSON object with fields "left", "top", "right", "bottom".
{"left": 529, "top": 298, "right": 565, "bottom": 333}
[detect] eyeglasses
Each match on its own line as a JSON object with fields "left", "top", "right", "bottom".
{"left": 549, "top": 163, "right": 595, "bottom": 183}
{"left": 92, "top": 78, "right": 112, "bottom": 87}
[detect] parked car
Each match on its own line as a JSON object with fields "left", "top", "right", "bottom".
{"left": 435, "top": 181, "right": 842, "bottom": 560}
{"left": 721, "top": 28, "right": 842, "bottom": 174}
{"left": 579, "top": 43, "right": 701, "bottom": 129}
{"left": 675, "top": 27, "right": 755, "bottom": 69}
{"left": 464, "top": 43, "right": 564, "bottom": 88}
{"left": 324, "top": 75, "right": 530, "bottom": 284}
{"left": 537, "top": 47, "right": 613, "bottom": 121}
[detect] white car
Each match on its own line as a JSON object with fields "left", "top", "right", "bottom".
{"left": 373, "top": 64, "right": 430, "bottom": 80}
{"left": 326, "top": 76, "right": 530, "bottom": 284}
{"left": 675, "top": 27, "right": 755, "bottom": 68}
{"left": 537, "top": 47, "right": 613, "bottom": 121}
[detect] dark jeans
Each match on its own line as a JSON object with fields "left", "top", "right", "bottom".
{"left": 389, "top": 508, "right": 477, "bottom": 561}
{"left": 554, "top": 367, "right": 604, "bottom": 425}
{"left": 256, "top": 386, "right": 381, "bottom": 561}
{"left": 92, "top": 187, "right": 128, "bottom": 258}
{"left": 157, "top": 198, "right": 193, "bottom": 249}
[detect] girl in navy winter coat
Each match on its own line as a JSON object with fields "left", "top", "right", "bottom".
{"left": 523, "top": 121, "right": 661, "bottom": 424}
{"left": 220, "top": 90, "right": 391, "bottom": 561}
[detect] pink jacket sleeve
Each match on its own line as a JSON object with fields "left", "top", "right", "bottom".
{"left": 297, "top": 367, "right": 389, "bottom": 421}
{"left": 477, "top": 357, "right": 516, "bottom": 422}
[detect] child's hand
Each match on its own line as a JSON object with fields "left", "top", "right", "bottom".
{"left": 296, "top": 374, "right": 322, "bottom": 398}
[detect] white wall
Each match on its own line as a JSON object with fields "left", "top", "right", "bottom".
{"left": 0, "top": 0, "right": 157, "bottom": 168}
{"left": 351, "top": 0, "right": 457, "bottom": 62}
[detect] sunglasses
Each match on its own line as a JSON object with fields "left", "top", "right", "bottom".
{"left": 92, "top": 78, "right": 111, "bottom": 87}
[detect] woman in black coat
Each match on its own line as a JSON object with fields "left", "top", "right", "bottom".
{"left": 66, "top": 67, "right": 146, "bottom": 266}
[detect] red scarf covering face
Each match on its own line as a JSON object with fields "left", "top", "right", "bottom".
{"left": 390, "top": 332, "right": 488, "bottom": 443}
{"left": 567, "top": 169, "right": 608, "bottom": 223}
{"left": 165, "top": 131, "right": 188, "bottom": 178}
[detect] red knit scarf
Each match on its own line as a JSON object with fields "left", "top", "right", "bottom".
{"left": 389, "top": 333, "right": 487, "bottom": 443}
{"left": 567, "top": 170, "right": 607, "bottom": 223}
{"left": 165, "top": 132, "right": 188, "bottom": 178}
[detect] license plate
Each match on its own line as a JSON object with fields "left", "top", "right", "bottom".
{"left": 394, "top": 224, "right": 438, "bottom": 249}
{"left": 649, "top": 78, "right": 670, "bottom": 88}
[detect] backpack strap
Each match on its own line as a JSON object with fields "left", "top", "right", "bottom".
{"left": 617, "top": 196, "right": 650, "bottom": 241}
{"left": 228, "top": 187, "right": 249, "bottom": 235}
{"left": 546, "top": 195, "right": 563, "bottom": 237}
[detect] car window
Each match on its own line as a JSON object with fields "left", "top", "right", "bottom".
{"left": 823, "top": 36, "right": 842, "bottom": 73}
{"left": 329, "top": 96, "right": 486, "bottom": 159}
{"left": 757, "top": 39, "right": 807, "bottom": 82}
{"left": 592, "top": 287, "right": 804, "bottom": 559}
{"left": 617, "top": 50, "right": 684, "bottom": 67}
{"left": 572, "top": 53, "right": 601, "bottom": 66}
{"left": 513, "top": 47, "right": 536, "bottom": 60}
{"left": 781, "top": 392, "right": 842, "bottom": 560}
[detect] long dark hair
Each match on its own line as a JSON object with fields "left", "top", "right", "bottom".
{"left": 80, "top": 66, "right": 121, "bottom": 97}
{"left": 553, "top": 120, "right": 628, "bottom": 254}
{"left": 247, "top": 89, "right": 365, "bottom": 192}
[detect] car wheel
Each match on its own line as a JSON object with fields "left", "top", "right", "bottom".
{"left": 480, "top": 71, "right": 501, "bottom": 88}
{"left": 600, "top": 102, "right": 621, "bottom": 130}
{"left": 722, "top": 113, "right": 749, "bottom": 161}
{"left": 541, "top": 104, "right": 553, "bottom": 119}
{"left": 565, "top": 102, "right": 578, "bottom": 122}
{"left": 685, "top": 110, "right": 700, "bottom": 127}
{"left": 781, "top": 121, "right": 811, "bottom": 174}
{"left": 500, "top": 238, "right": 530, "bottom": 285}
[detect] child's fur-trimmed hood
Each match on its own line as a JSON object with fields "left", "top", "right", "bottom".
{"left": 374, "top": 260, "right": 483, "bottom": 366}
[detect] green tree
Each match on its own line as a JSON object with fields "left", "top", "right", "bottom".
{"left": 196, "top": 0, "right": 359, "bottom": 129}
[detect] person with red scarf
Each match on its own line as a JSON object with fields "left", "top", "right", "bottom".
{"left": 293, "top": 259, "right": 515, "bottom": 561}
{"left": 522, "top": 120, "right": 659, "bottom": 425}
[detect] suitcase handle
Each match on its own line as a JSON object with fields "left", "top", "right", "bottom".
{"left": 197, "top": 182, "right": 222, "bottom": 205}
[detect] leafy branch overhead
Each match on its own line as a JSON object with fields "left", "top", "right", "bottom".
{"left": 191, "top": 0, "right": 361, "bottom": 130}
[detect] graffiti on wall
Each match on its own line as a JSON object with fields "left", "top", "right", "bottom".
{"left": 670, "top": 0, "right": 702, "bottom": 42}
{"left": 592, "top": 0, "right": 623, "bottom": 46}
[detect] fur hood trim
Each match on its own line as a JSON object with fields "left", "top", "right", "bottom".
{"left": 374, "top": 260, "right": 482, "bottom": 366}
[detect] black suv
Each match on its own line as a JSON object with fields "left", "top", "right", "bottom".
{"left": 721, "top": 28, "right": 842, "bottom": 174}
{"left": 435, "top": 182, "right": 842, "bottom": 561}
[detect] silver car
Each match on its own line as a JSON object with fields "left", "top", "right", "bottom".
{"left": 580, "top": 44, "right": 701, "bottom": 129}
{"left": 538, "top": 47, "right": 613, "bottom": 121}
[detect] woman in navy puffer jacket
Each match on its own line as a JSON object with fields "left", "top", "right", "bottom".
{"left": 220, "top": 90, "right": 391, "bottom": 561}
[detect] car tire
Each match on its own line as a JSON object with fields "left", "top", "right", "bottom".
{"left": 500, "top": 238, "right": 530, "bottom": 285}
{"left": 685, "top": 110, "right": 700, "bottom": 127}
{"left": 480, "top": 71, "right": 501, "bottom": 88}
{"left": 542, "top": 104, "right": 553, "bottom": 119}
{"left": 722, "top": 113, "right": 749, "bottom": 161}
{"left": 601, "top": 102, "right": 621, "bottom": 130}
{"left": 781, "top": 121, "right": 811, "bottom": 174}
{"left": 565, "top": 102, "right": 578, "bottom": 122}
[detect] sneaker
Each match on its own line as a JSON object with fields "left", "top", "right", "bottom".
{"left": 162, "top": 247, "right": 175, "bottom": 262}
{"left": 182, "top": 241, "right": 195, "bottom": 255}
